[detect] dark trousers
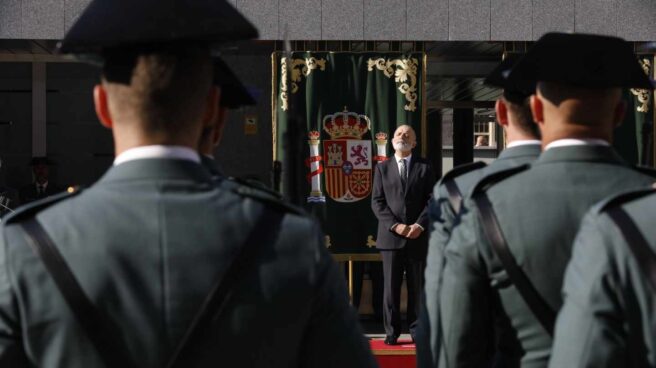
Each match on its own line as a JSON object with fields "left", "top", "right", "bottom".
{"left": 381, "top": 246, "right": 425, "bottom": 338}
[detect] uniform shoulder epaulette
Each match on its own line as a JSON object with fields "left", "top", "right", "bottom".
{"left": 227, "top": 177, "right": 284, "bottom": 200}
{"left": 224, "top": 179, "right": 306, "bottom": 216}
{"left": 597, "top": 187, "right": 656, "bottom": 213}
{"left": 3, "top": 186, "right": 83, "bottom": 224}
{"left": 438, "top": 161, "right": 487, "bottom": 186}
{"left": 633, "top": 164, "right": 656, "bottom": 178}
{"left": 471, "top": 164, "right": 530, "bottom": 196}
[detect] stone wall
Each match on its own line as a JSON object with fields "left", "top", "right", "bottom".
{"left": 1, "top": 0, "right": 655, "bottom": 41}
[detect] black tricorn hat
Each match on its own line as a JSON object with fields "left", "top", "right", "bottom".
{"left": 507, "top": 32, "right": 653, "bottom": 90}
{"left": 29, "top": 157, "right": 56, "bottom": 166}
{"left": 57, "top": 0, "right": 259, "bottom": 54}
{"left": 214, "top": 58, "right": 256, "bottom": 109}
{"left": 484, "top": 54, "right": 532, "bottom": 104}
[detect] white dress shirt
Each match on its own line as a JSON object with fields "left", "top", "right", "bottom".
{"left": 544, "top": 138, "right": 610, "bottom": 151}
{"left": 391, "top": 153, "right": 424, "bottom": 231}
{"left": 394, "top": 153, "right": 412, "bottom": 177}
{"left": 113, "top": 145, "right": 201, "bottom": 166}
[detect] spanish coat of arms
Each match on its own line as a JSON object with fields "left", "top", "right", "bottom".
{"left": 306, "top": 109, "right": 388, "bottom": 203}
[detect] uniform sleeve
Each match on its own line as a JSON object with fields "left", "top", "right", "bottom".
{"left": 0, "top": 225, "right": 29, "bottom": 366}
{"left": 438, "top": 203, "right": 494, "bottom": 368}
{"left": 549, "top": 212, "right": 626, "bottom": 368}
{"left": 298, "top": 225, "right": 377, "bottom": 368}
{"left": 416, "top": 185, "right": 456, "bottom": 368}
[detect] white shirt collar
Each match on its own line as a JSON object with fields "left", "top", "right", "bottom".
{"left": 113, "top": 145, "right": 201, "bottom": 166}
{"left": 394, "top": 153, "right": 412, "bottom": 163}
{"left": 544, "top": 138, "right": 610, "bottom": 151}
{"left": 506, "top": 140, "right": 542, "bottom": 149}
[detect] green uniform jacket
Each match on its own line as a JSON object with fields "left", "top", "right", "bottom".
{"left": 0, "top": 158, "right": 376, "bottom": 368}
{"left": 438, "top": 145, "right": 656, "bottom": 368}
{"left": 549, "top": 189, "right": 656, "bottom": 368}
{"left": 417, "top": 144, "right": 541, "bottom": 368}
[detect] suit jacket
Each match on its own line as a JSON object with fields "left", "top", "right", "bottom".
{"left": 0, "top": 158, "right": 376, "bottom": 368}
{"left": 371, "top": 155, "right": 436, "bottom": 254}
{"left": 417, "top": 144, "right": 541, "bottom": 368}
{"left": 550, "top": 189, "right": 656, "bottom": 368}
{"left": 438, "top": 145, "right": 656, "bottom": 368}
{"left": 18, "top": 182, "right": 62, "bottom": 204}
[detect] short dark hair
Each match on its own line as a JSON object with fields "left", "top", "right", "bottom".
{"left": 102, "top": 46, "right": 212, "bottom": 138}
{"left": 504, "top": 97, "right": 540, "bottom": 139}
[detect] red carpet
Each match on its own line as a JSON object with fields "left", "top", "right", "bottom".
{"left": 370, "top": 338, "right": 416, "bottom": 368}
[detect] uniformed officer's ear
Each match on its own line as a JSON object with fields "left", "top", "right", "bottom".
{"left": 530, "top": 94, "right": 544, "bottom": 126}
{"left": 495, "top": 99, "right": 509, "bottom": 127}
{"left": 202, "top": 86, "right": 221, "bottom": 128}
{"left": 613, "top": 99, "right": 627, "bottom": 128}
{"left": 94, "top": 84, "right": 113, "bottom": 129}
{"left": 212, "top": 106, "right": 229, "bottom": 147}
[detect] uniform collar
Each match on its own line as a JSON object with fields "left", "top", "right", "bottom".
{"left": 497, "top": 143, "right": 542, "bottom": 160}
{"left": 506, "top": 140, "right": 541, "bottom": 148}
{"left": 535, "top": 145, "right": 625, "bottom": 165}
{"left": 113, "top": 145, "right": 200, "bottom": 166}
{"left": 100, "top": 158, "right": 212, "bottom": 184}
{"left": 544, "top": 138, "right": 610, "bottom": 151}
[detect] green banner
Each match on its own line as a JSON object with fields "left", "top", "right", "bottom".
{"left": 614, "top": 56, "right": 653, "bottom": 165}
{"left": 273, "top": 52, "right": 426, "bottom": 253}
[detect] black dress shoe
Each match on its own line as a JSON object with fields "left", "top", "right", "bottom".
{"left": 384, "top": 336, "right": 398, "bottom": 345}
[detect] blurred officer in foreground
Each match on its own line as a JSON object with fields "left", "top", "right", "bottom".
{"left": 550, "top": 185, "right": 656, "bottom": 368}
{"left": 0, "top": 1, "right": 375, "bottom": 367}
{"left": 437, "top": 32, "right": 656, "bottom": 368}
{"left": 416, "top": 54, "right": 541, "bottom": 368}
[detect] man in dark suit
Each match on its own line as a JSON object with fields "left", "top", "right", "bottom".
{"left": 18, "top": 157, "right": 62, "bottom": 204}
{"left": 372, "top": 124, "right": 436, "bottom": 345}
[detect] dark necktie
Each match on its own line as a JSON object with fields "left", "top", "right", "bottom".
{"left": 399, "top": 159, "right": 407, "bottom": 190}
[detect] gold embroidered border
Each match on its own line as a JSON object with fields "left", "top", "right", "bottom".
{"left": 630, "top": 58, "right": 652, "bottom": 113}
{"left": 279, "top": 56, "right": 327, "bottom": 111}
{"left": 367, "top": 57, "right": 419, "bottom": 112}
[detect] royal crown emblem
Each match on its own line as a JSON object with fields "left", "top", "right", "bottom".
{"left": 318, "top": 109, "right": 373, "bottom": 203}
{"left": 323, "top": 109, "right": 371, "bottom": 140}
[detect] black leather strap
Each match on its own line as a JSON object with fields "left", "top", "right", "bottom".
{"left": 20, "top": 218, "right": 138, "bottom": 368}
{"left": 166, "top": 207, "right": 283, "bottom": 368}
{"left": 443, "top": 179, "right": 463, "bottom": 214}
{"left": 607, "top": 207, "right": 656, "bottom": 293}
{"left": 472, "top": 192, "right": 556, "bottom": 336}
{"left": 20, "top": 207, "right": 283, "bottom": 368}
{"left": 441, "top": 161, "right": 487, "bottom": 214}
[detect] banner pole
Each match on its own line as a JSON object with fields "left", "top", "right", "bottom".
{"left": 348, "top": 259, "right": 354, "bottom": 305}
